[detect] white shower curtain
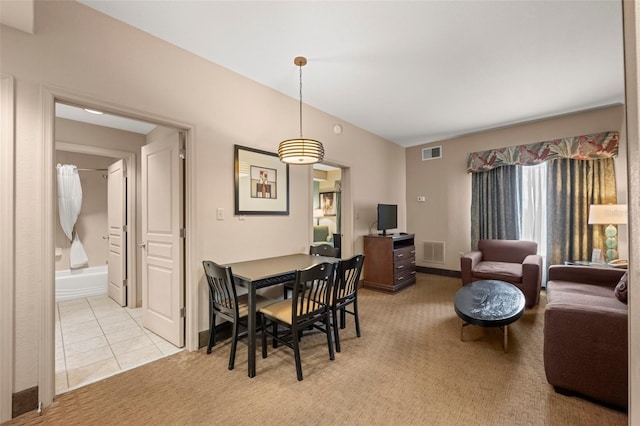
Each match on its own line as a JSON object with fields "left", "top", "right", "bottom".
{"left": 57, "top": 164, "right": 88, "bottom": 268}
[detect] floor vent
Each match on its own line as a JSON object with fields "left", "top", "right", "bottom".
{"left": 423, "top": 241, "right": 445, "bottom": 263}
{"left": 422, "top": 146, "right": 442, "bottom": 161}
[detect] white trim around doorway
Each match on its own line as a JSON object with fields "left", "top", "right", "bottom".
{"left": 0, "top": 74, "right": 16, "bottom": 423}
{"left": 40, "top": 86, "right": 198, "bottom": 408}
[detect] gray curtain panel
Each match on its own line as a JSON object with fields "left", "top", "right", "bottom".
{"left": 471, "top": 165, "right": 522, "bottom": 250}
{"left": 545, "top": 158, "right": 617, "bottom": 266}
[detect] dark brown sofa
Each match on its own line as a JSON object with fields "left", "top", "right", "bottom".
{"left": 544, "top": 265, "right": 628, "bottom": 408}
{"left": 460, "top": 239, "right": 542, "bottom": 308}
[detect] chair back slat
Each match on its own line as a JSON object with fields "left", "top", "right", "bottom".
{"left": 293, "top": 262, "right": 335, "bottom": 320}
{"left": 202, "top": 260, "right": 239, "bottom": 318}
{"left": 335, "top": 255, "right": 365, "bottom": 302}
{"left": 309, "top": 244, "right": 339, "bottom": 258}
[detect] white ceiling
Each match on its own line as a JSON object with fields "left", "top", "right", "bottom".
{"left": 76, "top": 1, "right": 624, "bottom": 147}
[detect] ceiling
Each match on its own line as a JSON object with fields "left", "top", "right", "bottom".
{"left": 72, "top": 1, "right": 624, "bottom": 147}
{"left": 74, "top": 0, "right": 624, "bottom": 147}
{"left": 56, "top": 103, "right": 157, "bottom": 135}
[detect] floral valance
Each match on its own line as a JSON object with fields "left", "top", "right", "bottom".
{"left": 466, "top": 131, "right": 619, "bottom": 173}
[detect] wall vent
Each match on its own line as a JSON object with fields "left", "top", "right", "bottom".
{"left": 423, "top": 241, "right": 445, "bottom": 263}
{"left": 422, "top": 146, "right": 442, "bottom": 161}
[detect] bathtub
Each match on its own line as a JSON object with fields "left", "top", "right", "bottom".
{"left": 55, "top": 265, "right": 108, "bottom": 302}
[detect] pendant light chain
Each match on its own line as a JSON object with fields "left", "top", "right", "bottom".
{"left": 299, "top": 63, "right": 304, "bottom": 139}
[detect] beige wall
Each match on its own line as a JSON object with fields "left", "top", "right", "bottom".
{"left": 406, "top": 105, "right": 627, "bottom": 271}
{"left": 0, "top": 1, "right": 405, "bottom": 393}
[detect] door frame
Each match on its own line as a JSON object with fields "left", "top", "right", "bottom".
{"left": 311, "top": 159, "right": 353, "bottom": 259}
{"left": 56, "top": 142, "right": 137, "bottom": 308}
{"left": 40, "top": 86, "right": 197, "bottom": 407}
{"left": 0, "top": 74, "right": 15, "bottom": 423}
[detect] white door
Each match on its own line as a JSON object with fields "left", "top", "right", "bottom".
{"left": 107, "top": 159, "right": 127, "bottom": 306}
{"left": 141, "top": 131, "right": 185, "bottom": 347}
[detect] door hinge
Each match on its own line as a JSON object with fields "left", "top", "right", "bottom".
{"left": 179, "top": 149, "right": 186, "bottom": 160}
{"left": 180, "top": 228, "right": 186, "bottom": 238}
{"left": 180, "top": 307, "right": 186, "bottom": 317}
{"left": 123, "top": 225, "right": 128, "bottom": 232}
{"left": 123, "top": 279, "right": 128, "bottom": 287}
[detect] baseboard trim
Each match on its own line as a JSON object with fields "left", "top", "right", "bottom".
{"left": 417, "top": 266, "right": 461, "bottom": 278}
{"left": 12, "top": 386, "right": 38, "bottom": 418}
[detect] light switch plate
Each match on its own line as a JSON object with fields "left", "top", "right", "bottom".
{"left": 216, "top": 208, "right": 224, "bottom": 220}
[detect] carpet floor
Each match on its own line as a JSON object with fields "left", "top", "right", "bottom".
{"left": 7, "top": 273, "right": 628, "bottom": 425}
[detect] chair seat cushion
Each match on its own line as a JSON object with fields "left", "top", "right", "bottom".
{"left": 237, "top": 294, "right": 277, "bottom": 318}
{"left": 259, "top": 299, "right": 325, "bottom": 325}
{"left": 473, "top": 261, "right": 523, "bottom": 283}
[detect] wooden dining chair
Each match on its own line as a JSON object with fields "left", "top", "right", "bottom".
{"left": 202, "top": 260, "right": 275, "bottom": 370}
{"left": 283, "top": 244, "right": 339, "bottom": 299}
{"left": 259, "top": 262, "right": 336, "bottom": 381}
{"left": 331, "top": 254, "right": 365, "bottom": 352}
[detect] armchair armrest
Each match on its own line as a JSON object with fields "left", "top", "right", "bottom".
{"left": 460, "top": 251, "right": 482, "bottom": 285}
{"left": 548, "top": 265, "right": 626, "bottom": 289}
{"left": 522, "top": 254, "right": 543, "bottom": 307}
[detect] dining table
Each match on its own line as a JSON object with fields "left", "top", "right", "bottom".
{"left": 225, "top": 253, "right": 340, "bottom": 378}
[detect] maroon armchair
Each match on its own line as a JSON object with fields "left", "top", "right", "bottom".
{"left": 460, "top": 239, "right": 542, "bottom": 308}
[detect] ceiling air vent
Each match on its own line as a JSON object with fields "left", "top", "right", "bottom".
{"left": 422, "top": 146, "right": 442, "bottom": 161}
{"left": 423, "top": 241, "right": 445, "bottom": 263}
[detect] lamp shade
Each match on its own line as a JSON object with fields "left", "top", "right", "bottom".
{"left": 278, "top": 138, "right": 324, "bottom": 164}
{"left": 588, "top": 204, "right": 628, "bottom": 225}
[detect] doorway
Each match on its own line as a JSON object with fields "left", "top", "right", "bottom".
{"left": 51, "top": 101, "right": 187, "bottom": 395}
{"left": 312, "top": 163, "right": 343, "bottom": 255}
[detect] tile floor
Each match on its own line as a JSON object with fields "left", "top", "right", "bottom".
{"left": 55, "top": 294, "right": 182, "bottom": 395}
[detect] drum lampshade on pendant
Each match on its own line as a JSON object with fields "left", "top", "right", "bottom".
{"left": 278, "top": 57, "right": 324, "bottom": 164}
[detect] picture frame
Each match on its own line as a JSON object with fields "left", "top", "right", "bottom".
{"left": 319, "top": 191, "right": 337, "bottom": 216}
{"left": 234, "top": 145, "right": 289, "bottom": 215}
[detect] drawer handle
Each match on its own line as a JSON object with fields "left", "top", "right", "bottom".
{"left": 397, "top": 265, "right": 404, "bottom": 269}
{"left": 411, "top": 261, "right": 416, "bottom": 264}
{"left": 396, "top": 276, "right": 405, "bottom": 281}
{"left": 411, "top": 250, "right": 416, "bottom": 254}
{"left": 410, "top": 271, "right": 416, "bottom": 275}
{"left": 397, "top": 253, "right": 404, "bottom": 258}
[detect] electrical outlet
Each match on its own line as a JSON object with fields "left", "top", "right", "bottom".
{"left": 417, "top": 196, "right": 426, "bottom": 202}
{"left": 216, "top": 208, "right": 224, "bottom": 220}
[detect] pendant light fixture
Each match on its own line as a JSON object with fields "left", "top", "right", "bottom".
{"left": 278, "top": 56, "right": 324, "bottom": 164}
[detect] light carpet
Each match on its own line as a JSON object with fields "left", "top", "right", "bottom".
{"left": 7, "top": 273, "right": 627, "bottom": 425}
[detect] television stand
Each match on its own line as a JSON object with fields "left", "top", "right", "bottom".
{"left": 363, "top": 233, "right": 416, "bottom": 294}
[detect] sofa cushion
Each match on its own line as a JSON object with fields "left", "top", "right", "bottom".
{"left": 473, "top": 261, "right": 523, "bottom": 283}
{"left": 547, "top": 281, "right": 628, "bottom": 312}
{"left": 547, "top": 281, "right": 616, "bottom": 300}
{"left": 614, "top": 272, "right": 628, "bottom": 304}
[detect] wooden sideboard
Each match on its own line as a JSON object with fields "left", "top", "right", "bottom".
{"left": 363, "top": 233, "right": 416, "bottom": 293}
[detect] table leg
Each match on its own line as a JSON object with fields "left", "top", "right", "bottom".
{"left": 460, "top": 320, "right": 469, "bottom": 341}
{"left": 247, "top": 284, "right": 256, "bottom": 378}
{"left": 503, "top": 325, "right": 508, "bottom": 353}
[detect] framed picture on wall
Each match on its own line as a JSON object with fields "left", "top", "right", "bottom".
{"left": 319, "top": 191, "right": 337, "bottom": 216}
{"left": 234, "top": 145, "right": 289, "bottom": 215}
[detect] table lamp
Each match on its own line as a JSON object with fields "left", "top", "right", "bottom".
{"left": 313, "top": 208, "right": 323, "bottom": 225}
{"left": 588, "top": 204, "right": 627, "bottom": 261}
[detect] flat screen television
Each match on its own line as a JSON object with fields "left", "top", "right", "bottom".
{"left": 377, "top": 204, "right": 398, "bottom": 235}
